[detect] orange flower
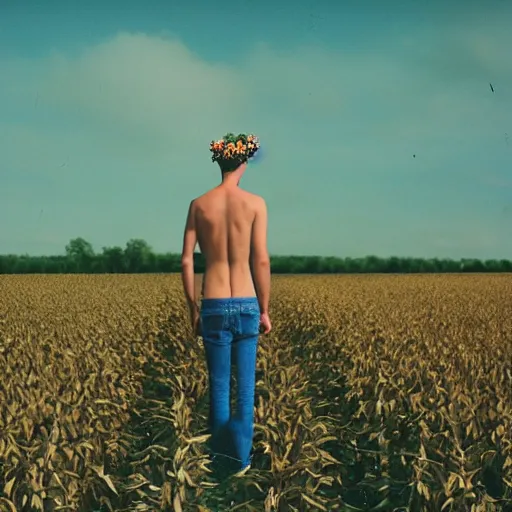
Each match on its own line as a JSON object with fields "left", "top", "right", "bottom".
{"left": 211, "top": 140, "right": 223, "bottom": 152}
{"left": 211, "top": 134, "right": 258, "bottom": 162}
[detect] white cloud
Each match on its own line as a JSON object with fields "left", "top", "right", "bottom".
{"left": 41, "top": 34, "right": 245, "bottom": 146}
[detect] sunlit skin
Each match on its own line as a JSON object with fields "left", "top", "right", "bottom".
{"left": 181, "top": 153, "right": 272, "bottom": 336}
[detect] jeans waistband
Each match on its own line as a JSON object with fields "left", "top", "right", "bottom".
{"left": 201, "top": 297, "right": 259, "bottom": 311}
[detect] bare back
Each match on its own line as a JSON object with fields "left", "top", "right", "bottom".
{"left": 194, "top": 186, "right": 261, "bottom": 299}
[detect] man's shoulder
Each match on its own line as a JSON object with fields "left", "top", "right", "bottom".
{"left": 193, "top": 188, "right": 265, "bottom": 208}
{"left": 241, "top": 189, "right": 265, "bottom": 205}
{"left": 192, "top": 188, "right": 216, "bottom": 204}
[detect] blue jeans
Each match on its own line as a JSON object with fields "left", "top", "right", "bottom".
{"left": 200, "top": 297, "right": 260, "bottom": 470}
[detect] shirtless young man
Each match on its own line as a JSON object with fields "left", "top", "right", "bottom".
{"left": 180, "top": 133, "right": 271, "bottom": 474}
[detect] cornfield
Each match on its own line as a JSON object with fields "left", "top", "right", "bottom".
{"left": 0, "top": 274, "right": 511, "bottom": 512}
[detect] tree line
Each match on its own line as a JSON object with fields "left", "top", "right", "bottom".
{"left": 0, "top": 237, "right": 511, "bottom": 274}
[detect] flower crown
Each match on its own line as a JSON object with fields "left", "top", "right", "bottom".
{"left": 209, "top": 132, "right": 260, "bottom": 163}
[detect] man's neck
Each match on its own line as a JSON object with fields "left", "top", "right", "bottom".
{"left": 221, "top": 172, "right": 240, "bottom": 188}
{"left": 220, "top": 162, "right": 246, "bottom": 187}
{"left": 220, "top": 181, "right": 239, "bottom": 187}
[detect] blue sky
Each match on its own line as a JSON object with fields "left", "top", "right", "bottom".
{"left": 1, "top": 0, "right": 511, "bottom": 259}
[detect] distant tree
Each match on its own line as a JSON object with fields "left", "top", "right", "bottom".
{"left": 485, "top": 259, "right": 501, "bottom": 272}
{"left": 124, "top": 239, "right": 153, "bottom": 273}
{"left": 1, "top": 237, "right": 511, "bottom": 274}
{"left": 380, "top": 256, "right": 401, "bottom": 273}
{"left": 65, "top": 238, "right": 95, "bottom": 272}
{"left": 154, "top": 252, "right": 181, "bottom": 273}
{"left": 193, "top": 252, "right": 206, "bottom": 273}
{"left": 287, "top": 256, "right": 305, "bottom": 274}
{"left": 460, "top": 258, "right": 485, "bottom": 272}
{"left": 302, "top": 256, "right": 323, "bottom": 273}
{"left": 102, "top": 246, "right": 126, "bottom": 273}
{"left": 323, "top": 256, "right": 341, "bottom": 273}
{"left": 46, "top": 256, "right": 69, "bottom": 273}
{"left": 500, "top": 259, "right": 512, "bottom": 272}
{"left": 363, "top": 255, "right": 381, "bottom": 273}
{"left": 270, "top": 256, "right": 289, "bottom": 273}
{"left": 342, "top": 257, "right": 357, "bottom": 273}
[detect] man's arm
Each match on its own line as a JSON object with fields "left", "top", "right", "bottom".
{"left": 181, "top": 200, "right": 198, "bottom": 321}
{"left": 251, "top": 198, "right": 271, "bottom": 314}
